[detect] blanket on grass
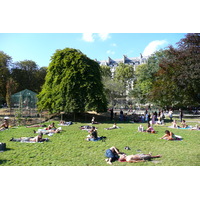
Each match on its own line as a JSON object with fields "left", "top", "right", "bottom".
{"left": 167, "top": 125, "right": 192, "bottom": 129}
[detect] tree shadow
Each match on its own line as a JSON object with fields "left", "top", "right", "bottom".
{"left": 0, "top": 159, "right": 8, "bottom": 165}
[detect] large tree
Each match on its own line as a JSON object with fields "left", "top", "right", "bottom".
{"left": 11, "top": 60, "right": 47, "bottom": 93}
{"left": 131, "top": 50, "right": 167, "bottom": 104}
{"left": 37, "top": 48, "right": 107, "bottom": 113}
{"left": 0, "top": 51, "right": 12, "bottom": 104}
{"left": 150, "top": 33, "right": 200, "bottom": 107}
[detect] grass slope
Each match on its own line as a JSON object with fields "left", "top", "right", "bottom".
{"left": 1, "top": 119, "right": 200, "bottom": 166}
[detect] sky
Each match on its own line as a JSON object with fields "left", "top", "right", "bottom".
{"left": 0, "top": 33, "right": 186, "bottom": 67}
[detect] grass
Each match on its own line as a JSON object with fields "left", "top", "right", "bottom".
{"left": 1, "top": 118, "right": 200, "bottom": 166}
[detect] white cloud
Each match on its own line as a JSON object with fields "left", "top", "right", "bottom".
{"left": 98, "top": 33, "right": 110, "bottom": 41}
{"left": 106, "top": 50, "right": 115, "bottom": 55}
{"left": 143, "top": 40, "right": 168, "bottom": 56}
{"left": 82, "top": 33, "right": 110, "bottom": 42}
{"left": 82, "top": 33, "right": 94, "bottom": 42}
{"left": 111, "top": 43, "right": 117, "bottom": 47}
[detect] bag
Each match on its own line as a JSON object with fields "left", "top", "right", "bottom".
{"left": 0, "top": 143, "right": 6, "bottom": 151}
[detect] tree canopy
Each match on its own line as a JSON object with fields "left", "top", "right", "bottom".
{"left": 150, "top": 33, "right": 200, "bottom": 107}
{"left": 37, "top": 48, "right": 107, "bottom": 113}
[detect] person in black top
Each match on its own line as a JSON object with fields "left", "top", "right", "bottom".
{"left": 86, "top": 126, "right": 98, "bottom": 141}
{"left": 0, "top": 118, "right": 9, "bottom": 131}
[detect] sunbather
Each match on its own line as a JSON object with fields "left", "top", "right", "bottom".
{"left": 105, "top": 123, "right": 119, "bottom": 130}
{"left": 34, "top": 127, "right": 62, "bottom": 134}
{"left": 172, "top": 120, "right": 178, "bottom": 128}
{"left": 146, "top": 123, "right": 155, "bottom": 133}
{"left": 26, "top": 124, "right": 47, "bottom": 128}
{"left": 0, "top": 118, "right": 9, "bottom": 131}
{"left": 118, "top": 153, "right": 161, "bottom": 163}
{"left": 86, "top": 126, "right": 98, "bottom": 141}
{"left": 160, "top": 130, "right": 177, "bottom": 140}
{"left": 91, "top": 117, "right": 100, "bottom": 124}
{"left": 59, "top": 121, "right": 73, "bottom": 126}
{"left": 105, "top": 146, "right": 123, "bottom": 164}
{"left": 47, "top": 122, "right": 56, "bottom": 130}
{"left": 138, "top": 124, "right": 144, "bottom": 132}
{"left": 181, "top": 120, "right": 188, "bottom": 128}
{"left": 10, "top": 133, "right": 46, "bottom": 142}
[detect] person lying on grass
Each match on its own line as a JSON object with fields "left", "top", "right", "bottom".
{"left": 118, "top": 153, "right": 161, "bottom": 163}
{"left": 105, "top": 123, "right": 119, "bottom": 130}
{"left": 105, "top": 146, "right": 124, "bottom": 164}
{"left": 10, "top": 133, "right": 48, "bottom": 142}
{"left": 59, "top": 121, "right": 73, "bottom": 126}
{"left": 34, "top": 127, "right": 62, "bottom": 134}
{"left": 160, "top": 130, "right": 177, "bottom": 140}
{"left": 26, "top": 124, "right": 47, "bottom": 128}
{"left": 80, "top": 125, "right": 96, "bottom": 131}
{"left": 0, "top": 118, "right": 9, "bottom": 131}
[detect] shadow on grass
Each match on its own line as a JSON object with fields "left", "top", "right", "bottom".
{"left": 0, "top": 159, "right": 8, "bottom": 165}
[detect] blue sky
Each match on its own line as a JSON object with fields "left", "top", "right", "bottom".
{"left": 0, "top": 33, "right": 186, "bottom": 67}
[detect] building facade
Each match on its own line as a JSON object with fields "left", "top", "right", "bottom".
{"left": 97, "top": 54, "right": 148, "bottom": 76}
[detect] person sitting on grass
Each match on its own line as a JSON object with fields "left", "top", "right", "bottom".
{"left": 86, "top": 126, "right": 98, "bottom": 141}
{"left": 105, "top": 146, "right": 123, "bottom": 165}
{"left": 0, "top": 118, "right": 9, "bottom": 131}
{"left": 118, "top": 153, "right": 161, "bottom": 163}
{"left": 105, "top": 123, "right": 119, "bottom": 130}
{"left": 10, "top": 133, "right": 48, "bottom": 143}
{"left": 138, "top": 124, "right": 144, "bottom": 132}
{"left": 91, "top": 117, "right": 101, "bottom": 124}
{"left": 146, "top": 123, "right": 155, "bottom": 133}
{"left": 47, "top": 122, "right": 57, "bottom": 130}
{"left": 172, "top": 120, "right": 179, "bottom": 128}
{"left": 80, "top": 125, "right": 94, "bottom": 131}
{"left": 181, "top": 120, "right": 188, "bottom": 128}
{"left": 160, "top": 130, "right": 177, "bottom": 140}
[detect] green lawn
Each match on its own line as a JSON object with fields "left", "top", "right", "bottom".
{"left": 1, "top": 119, "right": 200, "bottom": 166}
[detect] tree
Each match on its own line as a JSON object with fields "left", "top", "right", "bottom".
{"left": 10, "top": 60, "right": 46, "bottom": 93}
{"left": 11, "top": 60, "right": 39, "bottom": 92}
{"left": 131, "top": 50, "right": 167, "bottom": 104}
{"left": 6, "top": 77, "right": 18, "bottom": 108}
{"left": 0, "top": 51, "right": 12, "bottom": 104}
{"left": 37, "top": 48, "right": 107, "bottom": 113}
{"left": 150, "top": 33, "right": 200, "bottom": 107}
{"left": 114, "top": 63, "right": 135, "bottom": 96}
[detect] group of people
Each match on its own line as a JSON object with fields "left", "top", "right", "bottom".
{"left": 9, "top": 122, "right": 62, "bottom": 143}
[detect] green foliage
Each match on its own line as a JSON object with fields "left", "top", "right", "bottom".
{"left": 100, "top": 65, "right": 112, "bottom": 78}
{"left": 11, "top": 60, "right": 46, "bottom": 93}
{"left": 0, "top": 51, "right": 12, "bottom": 103}
{"left": 37, "top": 48, "right": 107, "bottom": 113}
{"left": 150, "top": 33, "right": 200, "bottom": 107}
{"left": 1, "top": 119, "right": 200, "bottom": 166}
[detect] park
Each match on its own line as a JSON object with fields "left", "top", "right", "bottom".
{"left": 0, "top": 33, "right": 200, "bottom": 166}
{"left": 1, "top": 109, "right": 200, "bottom": 166}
